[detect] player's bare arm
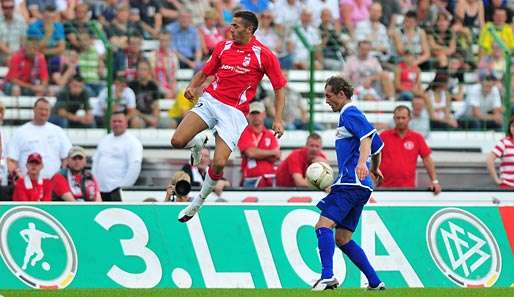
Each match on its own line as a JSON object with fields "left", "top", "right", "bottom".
{"left": 356, "top": 136, "right": 372, "bottom": 180}
{"left": 184, "top": 71, "right": 208, "bottom": 101}
{"left": 370, "top": 152, "right": 384, "bottom": 185}
{"left": 272, "top": 87, "right": 286, "bottom": 138}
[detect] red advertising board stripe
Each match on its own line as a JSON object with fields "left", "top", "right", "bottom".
{"left": 499, "top": 207, "right": 514, "bottom": 254}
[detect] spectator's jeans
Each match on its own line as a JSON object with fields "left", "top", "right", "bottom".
{"left": 49, "top": 115, "right": 96, "bottom": 128}
{"left": 101, "top": 188, "right": 122, "bottom": 202}
{"left": 458, "top": 116, "right": 502, "bottom": 131}
{"left": 3, "top": 82, "right": 35, "bottom": 96}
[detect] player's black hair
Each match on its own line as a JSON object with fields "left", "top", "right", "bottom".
{"left": 33, "top": 97, "right": 50, "bottom": 108}
{"left": 325, "top": 76, "right": 353, "bottom": 100}
{"left": 234, "top": 10, "right": 259, "bottom": 34}
{"left": 394, "top": 105, "right": 412, "bottom": 118}
{"left": 405, "top": 10, "right": 417, "bottom": 20}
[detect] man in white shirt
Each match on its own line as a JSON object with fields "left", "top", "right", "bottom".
{"left": 457, "top": 73, "right": 503, "bottom": 130}
{"left": 92, "top": 111, "right": 143, "bottom": 201}
{"left": 354, "top": 2, "right": 392, "bottom": 63}
{"left": 7, "top": 98, "right": 72, "bottom": 179}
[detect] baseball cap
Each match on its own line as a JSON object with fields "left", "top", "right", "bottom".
{"left": 27, "top": 153, "right": 42, "bottom": 164}
{"left": 249, "top": 101, "right": 265, "bottom": 113}
{"left": 68, "top": 146, "right": 87, "bottom": 158}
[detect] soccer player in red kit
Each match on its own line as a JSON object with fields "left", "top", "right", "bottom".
{"left": 171, "top": 10, "right": 287, "bottom": 222}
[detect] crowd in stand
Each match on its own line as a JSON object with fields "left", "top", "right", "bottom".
{"left": 0, "top": 0, "right": 514, "bottom": 201}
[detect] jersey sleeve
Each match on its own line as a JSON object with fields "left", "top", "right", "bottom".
{"left": 343, "top": 108, "right": 376, "bottom": 141}
{"left": 202, "top": 41, "right": 225, "bottom": 76}
{"left": 262, "top": 49, "right": 287, "bottom": 90}
{"left": 52, "top": 173, "right": 71, "bottom": 197}
{"left": 371, "top": 133, "right": 384, "bottom": 155}
{"left": 418, "top": 134, "right": 432, "bottom": 158}
{"left": 237, "top": 128, "right": 253, "bottom": 153}
{"left": 491, "top": 138, "right": 506, "bottom": 158}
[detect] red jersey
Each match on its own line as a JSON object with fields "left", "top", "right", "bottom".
{"left": 12, "top": 177, "right": 53, "bottom": 202}
{"left": 398, "top": 62, "right": 419, "bottom": 92}
{"left": 491, "top": 136, "right": 514, "bottom": 188}
{"left": 202, "top": 37, "right": 287, "bottom": 115}
{"left": 52, "top": 172, "right": 100, "bottom": 201}
{"left": 379, "top": 129, "right": 431, "bottom": 188}
{"left": 238, "top": 125, "right": 279, "bottom": 179}
{"left": 276, "top": 147, "right": 327, "bottom": 187}
{"left": 6, "top": 49, "right": 48, "bottom": 84}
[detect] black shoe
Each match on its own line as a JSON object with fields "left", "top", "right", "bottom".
{"left": 312, "top": 277, "right": 339, "bottom": 291}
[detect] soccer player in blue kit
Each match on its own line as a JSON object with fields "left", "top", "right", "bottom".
{"left": 312, "top": 76, "right": 385, "bottom": 291}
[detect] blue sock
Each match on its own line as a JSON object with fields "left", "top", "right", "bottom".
{"left": 338, "top": 240, "right": 381, "bottom": 287}
{"left": 316, "top": 227, "right": 335, "bottom": 279}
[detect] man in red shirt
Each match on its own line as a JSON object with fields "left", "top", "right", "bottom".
{"left": 4, "top": 36, "right": 48, "bottom": 96}
{"left": 12, "top": 153, "right": 53, "bottom": 201}
{"left": 379, "top": 105, "right": 442, "bottom": 194}
{"left": 276, "top": 133, "right": 327, "bottom": 187}
{"left": 238, "top": 101, "right": 280, "bottom": 187}
{"left": 52, "top": 146, "right": 102, "bottom": 202}
{"left": 172, "top": 11, "right": 287, "bottom": 222}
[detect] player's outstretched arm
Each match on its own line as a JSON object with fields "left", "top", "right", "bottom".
{"left": 272, "top": 87, "right": 286, "bottom": 138}
{"left": 356, "top": 136, "right": 372, "bottom": 180}
{"left": 184, "top": 71, "right": 208, "bottom": 101}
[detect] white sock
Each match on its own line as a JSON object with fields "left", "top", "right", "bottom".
{"left": 199, "top": 172, "right": 217, "bottom": 200}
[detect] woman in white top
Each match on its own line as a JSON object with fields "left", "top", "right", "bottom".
{"left": 424, "top": 72, "right": 459, "bottom": 129}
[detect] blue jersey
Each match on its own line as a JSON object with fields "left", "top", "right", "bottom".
{"left": 332, "top": 103, "right": 383, "bottom": 191}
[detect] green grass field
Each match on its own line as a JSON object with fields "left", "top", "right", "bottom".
{"left": 0, "top": 288, "right": 513, "bottom": 297}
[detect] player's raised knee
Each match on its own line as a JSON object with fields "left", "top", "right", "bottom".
{"left": 335, "top": 235, "right": 352, "bottom": 247}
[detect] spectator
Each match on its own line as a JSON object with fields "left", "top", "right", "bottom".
{"left": 12, "top": 153, "right": 53, "bottom": 201}
{"left": 52, "top": 146, "right": 102, "bottom": 201}
{"left": 424, "top": 72, "right": 459, "bottom": 129}
{"left": 263, "top": 71, "right": 310, "bottom": 130}
{"left": 478, "top": 7, "right": 514, "bottom": 55}
{"left": 95, "top": 75, "right": 136, "bottom": 126}
{"left": 343, "top": 40, "right": 395, "bottom": 101}
{"left": 49, "top": 49, "right": 80, "bottom": 95}
{"left": 49, "top": 75, "right": 94, "bottom": 128}
{"left": 340, "top": 0, "right": 372, "bottom": 35}
{"left": 319, "top": 8, "right": 348, "bottom": 70}
{"left": 304, "top": 0, "right": 340, "bottom": 27}
{"left": 199, "top": 9, "right": 225, "bottom": 56}
{"left": 149, "top": 31, "right": 178, "bottom": 99}
{"left": 129, "top": 0, "right": 162, "bottom": 39}
{"left": 379, "top": 105, "right": 442, "bottom": 194}
{"left": 238, "top": 101, "right": 280, "bottom": 187}
{"left": 20, "top": 0, "right": 72, "bottom": 22}
{"left": 255, "top": 10, "right": 293, "bottom": 70}
{"left": 354, "top": 79, "right": 381, "bottom": 101}
{"left": 27, "top": 4, "right": 66, "bottom": 77}
{"left": 121, "top": 35, "right": 145, "bottom": 81}
{"left": 181, "top": 147, "right": 230, "bottom": 197}
{"left": 479, "top": 43, "right": 511, "bottom": 83}
{"left": 77, "top": 31, "right": 105, "bottom": 96}
{"left": 457, "top": 71, "right": 503, "bottom": 130}
{"left": 410, "top": 95, "right": 431, "bottom": 138}
{"left": 7, "top": 98, "right": 72, "bottom": 179}
{"left": 427, "top": 12, "right": 456, "bottom": 69}
{"left": 183, "top": 0, "right": 212, "bottom": 27}
{"left": 451, "top": 18, "right": 474, "bottom": 69}
{"left": 4, "top": 36, "right": 48, "bottom": 96}
{"left": 63, "top": 3, "right": 93, "bottom": 51}
{"left": 484, "top": 0, "right": 514, "bottom": 23}
{"left": 455, "top": 0, "right": 485, "bottom": 31}
{"left": 273, "top": 0, "right": 302, "bottom": 33}
{"left": 486, "top": 117, "right": 514, "bottom": 188}
{"left": 160, "top": 0, "right": 182, "bottom": 25}
{"left": 128, "top": 60, "right": 163, "bottom": 128}
{"left": 276, "top": 133, "right": 327, "bottom": 187}
{"left": 447, "top": 55, "right": 467, "bottom": 102}
{"left": 166, "top": 89, "right": 195, "bottom": 128}
{"left": 395, "top": 50, "right": 422, "bottom": 101}
{"left": 165, "top": 9, "right": 202, "bottom": 70}
{"left": 0, "top": 0, "right": 27, "bottom": 66}
{"left": 354, "top": 2, "right": 392, "bottom": 64}
{"left": 290, "top": 9, "right": 323, "bottom": 70}
{"left": 240, "top": 0, "right": 270, "bottom": 14}
{"left": 392, "top": 11, "right": 431, "bottom": 68}
{"left": 92, "top": 111, "right": 143, "bottom": 201}
{"left": 165, "top": 170, "right": 192, "bottom": 202}
{"left": 374, "top": 0, "right": 402, "bottom": 33}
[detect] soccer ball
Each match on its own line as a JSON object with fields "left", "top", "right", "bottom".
{"left": 306, "top": 162, "right": 334, "bottom": 190}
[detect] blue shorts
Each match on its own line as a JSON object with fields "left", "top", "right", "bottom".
{"left": 316, "top": 186, "right": 371, "bottom": 232}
